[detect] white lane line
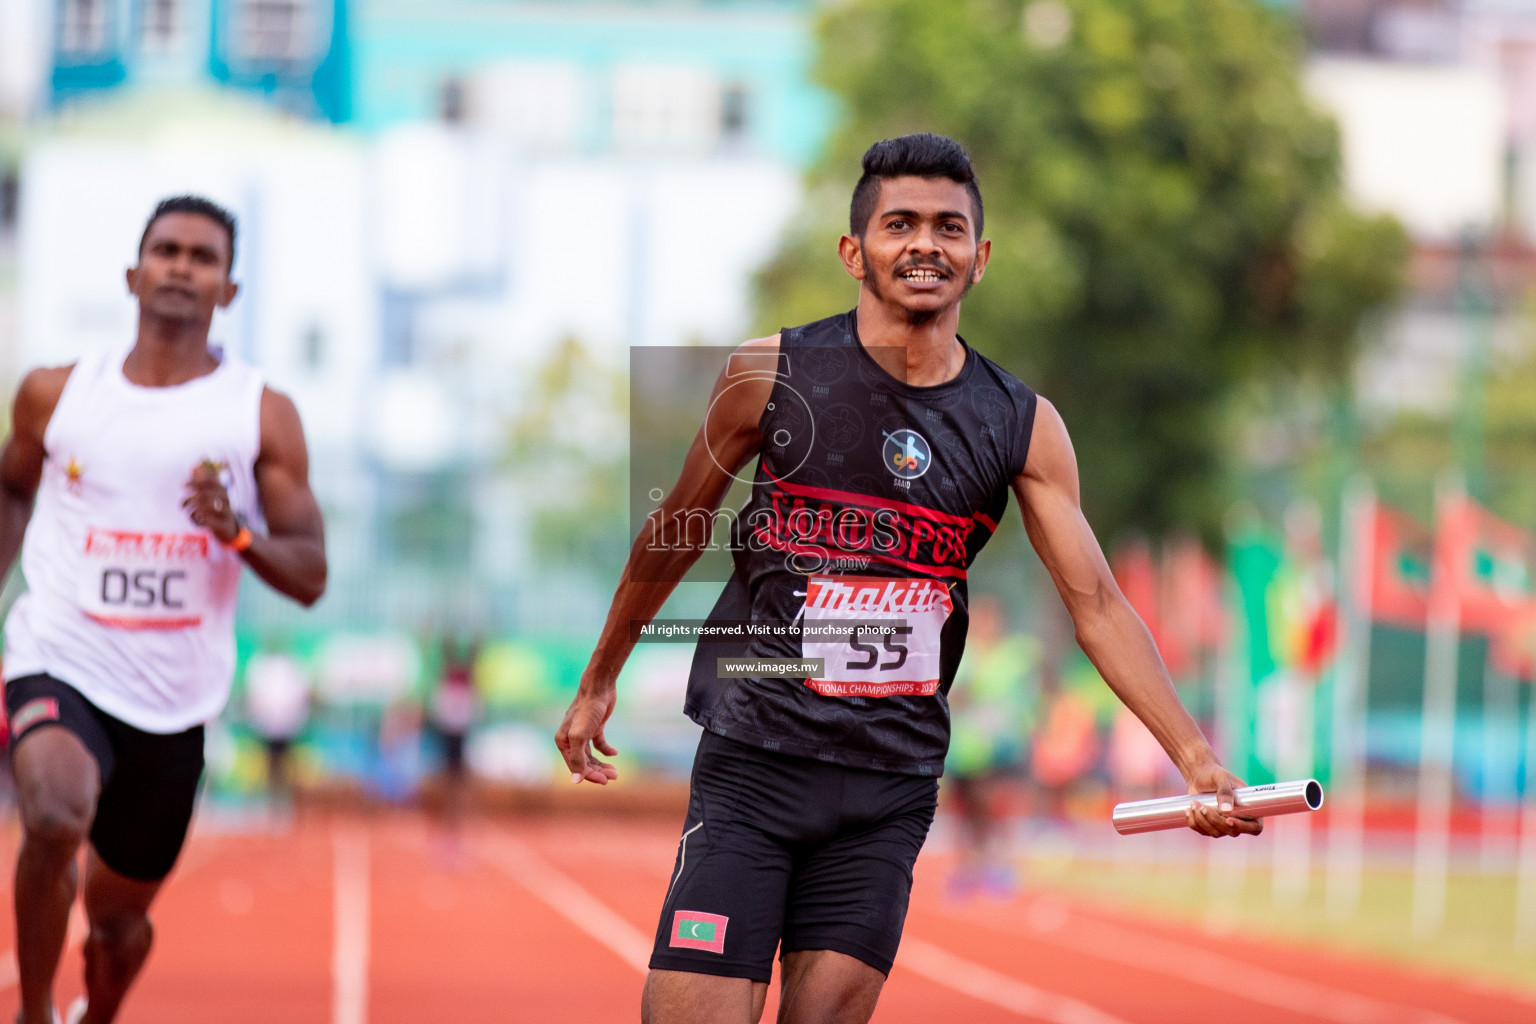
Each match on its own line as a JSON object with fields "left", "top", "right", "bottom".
{"left": 332, "top": 820, "right": 371, "bottom": 1024}
{"left": 479, "top": 831, "right": 1132, "bottom": 1023}
{"left": 945, "top": 898, "right": 1467, "bottom": 1024}
{"left": 900, "top": 937, "right": 1131, "bottom": 1024}
{"left": 478, "top": 833, "right": 652, "bottom": 974}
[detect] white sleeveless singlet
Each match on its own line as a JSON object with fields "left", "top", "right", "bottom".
{"left": 3, "top": 344, "right": 265, "bottom": 733}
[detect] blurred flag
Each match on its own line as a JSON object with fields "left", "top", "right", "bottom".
{"left": 1111, "top": 536, "right": 1225, "bottom": 679}
{"left": 1111, "top": 538, "right": 1168, "bottom": 666}
{"left": 1441, "top": 496, "right": 1536, "bottom": 634}
{"left": 1161, "top": 537, "right": 1227, "bottom": 673}
{"left": 1291, "top": 589, "right": 1338, "bottom": 677}
{"left": 1269, "top": 543, "right": 1336, "bottom": 680}
{"left": 1494, "top": 605, "right": 1536, "bottom": 677}
{"left": 1367, "top": 505, "right": 1433, "bottom": 628}
{"left": 1432, "top": 495, "right": 1536, "bottom": 674}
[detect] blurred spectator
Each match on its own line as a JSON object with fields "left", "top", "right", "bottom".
{"left": 1030, "top": 672, "right": 1103, "bottom": 823}
{"left": 943, "top": 597, "right": 1038, "bottom": 899}
{"left": 244, "top": 639, "right": 312, "bottom": 821}
{"left": 430, "top": 634, "right": 481, "bottom": 855}
{"left": 375, "top": 697, "right": 424, "bottom": 805}
{"left": 1107, "top": 705, "right": 1174, "bottom": 801}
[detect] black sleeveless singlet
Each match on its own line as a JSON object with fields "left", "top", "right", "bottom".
{"left": 684, "top": 310, "right": 1038, "bottom": 775}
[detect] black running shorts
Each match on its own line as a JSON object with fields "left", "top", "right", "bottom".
{"left": 5, "top": 674, "right": 205, "bottom": 881}
{"left": 437, "top": 728, "right": 467, "bottom": 777}
{"left": 649, "top": 729, "right": 938, "bottom": 982}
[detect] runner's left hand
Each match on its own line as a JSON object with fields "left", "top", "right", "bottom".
{"left": 184, "top": 461, "right": 239, "bottom": 543}
{"left": 1183, "top": 761, "right": 1263, "bottom": 838}
{"left": 555, "top": 679, "right": 620, "bottom": 786}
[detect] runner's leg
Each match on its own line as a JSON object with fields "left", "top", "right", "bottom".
{"left": 777, "top": 950, "right": 884, "bottom": 1024}
{"left": 776, "top": 765, "right": 934, "bottom": 1023}
{"left": 12, "top": 729, "right": 100, "bottom": 1024}
{"left": 641, "top": 971, "right": 768, "bottom": 1024}
{"left": 645, "top": 732, "right": 798, "bottom": 1021}
{"left": 77, "top": 850, "right": 162, "bottom": 1024}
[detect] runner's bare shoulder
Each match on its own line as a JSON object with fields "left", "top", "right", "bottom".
{"left": 11, "top": 365, "right": 75, "bottom": 440}
{"left": 256, "top": 385, "right": 309, "bottom": 460}
{"left": 691, "top": 334, "right": 784, "bottom": 466}
{"left": 712, "top": 334, "right": 783, "bottom": 422}
{"left": 726, "top": 333, "right": 783, "bottom": 375}
{"left": 1017, "top": 395, "right": 1075, "bottom": 487}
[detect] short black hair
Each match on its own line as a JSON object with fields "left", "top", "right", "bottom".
{"left": 850, "top": 133, "right": 983, "bottom": 239}
{"left": 138, "top": 195, "right": 237, "bottom": 271}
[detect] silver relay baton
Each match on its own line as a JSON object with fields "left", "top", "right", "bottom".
{"left": 1112, "top": 779, "right": 1324, "bottom": 835}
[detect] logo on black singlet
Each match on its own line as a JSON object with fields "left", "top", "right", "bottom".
{"left": 881, "top": 429, "right": 931, "bottom": 480}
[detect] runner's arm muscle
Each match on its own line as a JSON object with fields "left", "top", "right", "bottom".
{"left": 239, "top": 389, "right": 327, "bottom": 606}
{"left": 556, "top": 338, "right": 779, "bottom": 783}
{"left": 0, "top": 367, "right": 71, "bottom": 581}
{"left": 1012, "top": 398, "right": 1259, "bottom": 837}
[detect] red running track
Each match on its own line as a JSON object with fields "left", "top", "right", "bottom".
{"left": 0, "top": 810, "right": 1530, "bottom": 1023}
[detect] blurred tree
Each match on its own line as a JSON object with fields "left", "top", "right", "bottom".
{"left": 1362, "top": 288, "right": 1536, "bottom": 529}
{"left": 1479, "top": 315, "right": 1536, "bottom": 524}
{"left": 754, "top": 0, "right": 1407, "bottom": 543}
{"left": 503, "top": 337, "right": 630, "bottom": 574}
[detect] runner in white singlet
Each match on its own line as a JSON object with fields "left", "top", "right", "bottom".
{"left": 0, "top": 196, "right": 327, "bottom": 1024}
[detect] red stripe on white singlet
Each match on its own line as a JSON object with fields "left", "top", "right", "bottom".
{"left": 85, "top": 613, "right": 202, "bottom": 630}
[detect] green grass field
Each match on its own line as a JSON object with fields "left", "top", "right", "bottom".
{"left": 1022, "top": 848, "right": 1535, "bottom": 995}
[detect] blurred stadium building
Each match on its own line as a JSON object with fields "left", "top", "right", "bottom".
{"left": 0, "top": 0, "right": 824, "bottom": 639}
{"left": 1303, "top": 1, "right": 1536, "bottom": 429}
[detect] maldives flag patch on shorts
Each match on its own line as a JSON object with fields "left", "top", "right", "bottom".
{"left": 10, "top": 698, "right": 59, "bottom": 736}
{"left": 669, "top": 910, "right": 728, "bottom": 953}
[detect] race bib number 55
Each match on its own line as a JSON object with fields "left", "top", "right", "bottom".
{"left": 77, "top": 529, "right": 211, "bottom": 630}
{"left": 801, "top": 575, "right": 952, "bottom": 697}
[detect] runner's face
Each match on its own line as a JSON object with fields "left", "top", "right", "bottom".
{"left": 127, "top": 213, "right": 237, "bottom": 322}
{"left": 847, "top": 176, "right": 987, "bottom": 316}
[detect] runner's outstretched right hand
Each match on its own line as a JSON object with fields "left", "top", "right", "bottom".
{"left": 555, "top": 682, "right": 620, "bottom": 785}
{"left": 1183, "top": 760, "right": 1263, "bottom": 838}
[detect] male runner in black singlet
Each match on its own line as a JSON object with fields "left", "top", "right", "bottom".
{"left": 556, "top": 134, "right": 1261, "bottom": 1024}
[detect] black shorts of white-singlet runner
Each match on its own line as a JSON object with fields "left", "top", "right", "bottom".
{"left": 437, "top": 729, "right": 467, "bottom": 777}
{"left": 649, "top": 729, "right": 937, "bottom": 982}
{"left": 5, "top": 674, "right": 205, "bottom": 882}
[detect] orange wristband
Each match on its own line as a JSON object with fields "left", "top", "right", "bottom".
{"left": 228, "top": 526, "right": 254, "bottom": 553}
